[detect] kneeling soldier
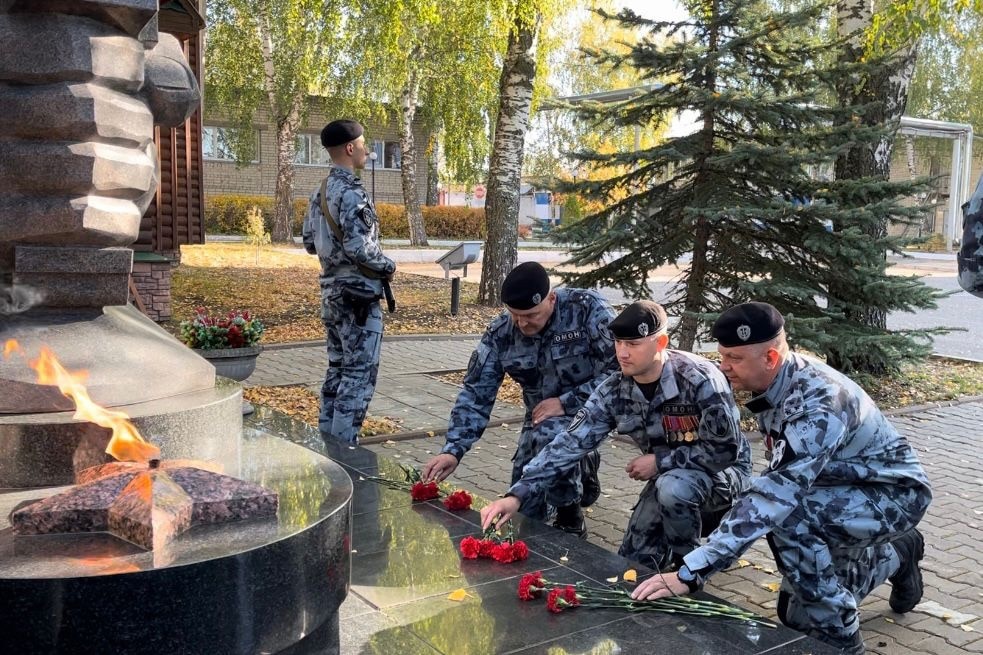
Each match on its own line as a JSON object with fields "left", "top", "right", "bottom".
{"left": 631, "top": 302, "right": 932, "bottom": 655}
{"left": 481, "top": 300, "right": 752, "bottom": 571}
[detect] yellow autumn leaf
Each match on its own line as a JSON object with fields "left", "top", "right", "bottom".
{"left": 447, "top": 589, "right": 468, "bottom": 602}
{"left": 884, "top": 618, "right": 895, "bottom": 624}
{"left": 623, "top": 569, "right": 638, "bottom": 583}
{"left": 961, "top": 624, "right": 976, "bottom": 632}
{"left": 761, "top": 582, "right": 781, "bottom": 593}
{"left": 736, "top": 560, "right": 751, "bottom": 568}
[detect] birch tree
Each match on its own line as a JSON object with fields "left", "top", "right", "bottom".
{"left": 205, "top": 0, "right": 349, "bottom": 243}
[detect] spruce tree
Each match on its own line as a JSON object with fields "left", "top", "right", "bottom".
{"left": 555, "top": 0, "right": 944, "bottom": 373}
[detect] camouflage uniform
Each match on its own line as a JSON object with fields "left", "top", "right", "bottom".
{"left": 683, "top": 353, "right": 932, "bottom": 648}
{"left": 959, "top": 173, "right": 983, "bottom": 297}
{"left": 441, "top": 288, "right": 617, "bottom": 520}
{"left": 510, "top": 350, "right": 752, "bottom": 570}
{"left": 302, "top": 166, "right": 395, "bottom": 444}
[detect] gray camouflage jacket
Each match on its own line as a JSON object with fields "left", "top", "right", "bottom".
{"left": 509, "top": 349, "right": 752, "bottom": 502}
{"left": 441, "top": 288, "right": 617, "bottom": 461}
{"left": 302, "top": 166, "right": 395, "bottom": 296}
{"left": 959, "top": 173, "right": 983, "bottom": 298}
{"left": 685, "top": 352, "right": 932, "bottom": 575}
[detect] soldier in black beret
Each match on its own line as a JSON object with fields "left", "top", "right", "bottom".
{"left": 631, "top": 300, "right": 931, "bottom": 655}
{"left": 424, "top": 263, "right": 618, "bottom": 537}
{"left": 480, "top": 300, "right": 752, "bottom": 572}
{"left": 301, "top": 119, "right": 395, "bottom": 445}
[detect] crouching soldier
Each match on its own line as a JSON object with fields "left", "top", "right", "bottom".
{"left": 481, "top": 301, "right": 752, "bottom": 571}
{"left": 424, "top": 262, "right": 616, "bottom": 536}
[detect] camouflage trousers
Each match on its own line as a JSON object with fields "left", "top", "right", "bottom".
{"left": 766, "top": 484, "right": 930, "bottom": 648}
{"left": 319, "top": 293, "right": 383, "bottom": 444}
{"left": 619, "top": 466, "right": 747, "bottom": 572}
{"left": 512, "top": 416, "right": 597, "bottom": 522}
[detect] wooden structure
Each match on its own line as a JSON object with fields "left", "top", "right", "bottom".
{"left": 132, "top": 0, "right": 205, "bottom": 321}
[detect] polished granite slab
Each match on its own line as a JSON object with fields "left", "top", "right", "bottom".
{"left": 248, "top": 407, "right": 838, "bottom": 655}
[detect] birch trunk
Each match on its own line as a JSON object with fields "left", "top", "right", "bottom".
{"left": 398, "top": 67, "right": 428, "bottom": 246}
{"left": 830, "top": 0, "right": 919, "bottom": 372}
{"left": 426, "top": 132, "right": 439, "bottom": 207}
{"left": 478, "top": 11, "right": 541, "bottom": 306}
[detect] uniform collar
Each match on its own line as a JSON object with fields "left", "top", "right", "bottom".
{"left": 745, "top": 354, "right": 797, "bottom": 414}
{"left": 331, "top": 165, "right": 359, "bottom": 181}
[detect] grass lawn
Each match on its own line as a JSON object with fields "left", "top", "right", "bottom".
{"left": 173, "top": 243, "right": 983, "bottom": 435}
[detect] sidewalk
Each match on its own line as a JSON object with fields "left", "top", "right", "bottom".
{"left": 248, "top": 335, "right": 983, "bottom": 654}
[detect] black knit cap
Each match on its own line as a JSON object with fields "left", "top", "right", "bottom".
{"left": 321, "top": 119, "right": 364, "bottom": 148}
{"left": 501, "top": 262, "right": 551, "bottom": 310}
{"left": 610, "top": 300, "right": 667, "bottom": 340}
{"left": 712, "top": 302, "right": 784, "bottom": 347}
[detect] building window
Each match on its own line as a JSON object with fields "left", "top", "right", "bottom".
{"left": 203, "top": 126, "right": 257, "bottom": 162}
{"left": 295, "top": 133, "right": 332, "bottom": 166}
{"left": 372, "top": 140, "right": 401, "bottom": 170}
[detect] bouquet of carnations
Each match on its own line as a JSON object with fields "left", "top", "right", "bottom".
{"left": 459, "top": 521, "right": 529, "bottom": 564}
{"left": 361, "top": 464, "right": 474, "bottom": 511}
{"left": 517, "top": 571, "right": 775, "bottom": 626}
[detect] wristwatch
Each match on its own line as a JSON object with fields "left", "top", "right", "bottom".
{"left": 676, "top": 564, "right": 705, "bottom": 593}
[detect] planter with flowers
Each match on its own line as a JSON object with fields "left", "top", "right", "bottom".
{"left": 180, "top": 307, "right": 265, "bottom": 383}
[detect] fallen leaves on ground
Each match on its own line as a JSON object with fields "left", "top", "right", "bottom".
{"left": 167, "top": 251, "right": 502, "bottom": 341}
{"left": 437, "top": 372, "right": 524, "bottom": 407}
{"left": 243, "top": 385, "right": 403, "bottom": 437}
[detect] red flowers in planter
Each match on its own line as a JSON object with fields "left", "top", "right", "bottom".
{"left": 458, "top": 520, "right": 529, "bottom": 564}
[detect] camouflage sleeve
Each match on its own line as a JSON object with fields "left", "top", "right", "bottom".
{"left": 301, "top": 193, "right": 319, "bottom": 255}
{"left": 509, "top": 376, "right": 619, "bottom": 502}
{"left": 683, "top": 408, "right": 846, "bottom": 575}
{"left": 557, "top": 298, "right": 618, "bottom": 413}
{"left": 654, "top": 378, "right": 741, "bottom": 474}
{"left": 339, "top": 188, "right": 396, "bottom": 276}
{"left": 441, "top": 330, "right": 505, "bottom": 461}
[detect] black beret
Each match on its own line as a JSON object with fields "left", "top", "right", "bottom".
{"left": 501, "top": 262, "right": 551, "bottom": 310}
{"left": 712, "top": 302, "right": 784, "bottom": 347}
{"left": 610, "top": 301, "right": 667, "bottom": 340}
{"left": 321, "top": 120, "right": 364, "bottom": 148}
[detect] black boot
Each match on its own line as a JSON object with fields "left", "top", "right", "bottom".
{"left": 813, "top": 629, "right": 865, "bottom": 655}
{"left": 889, "top": 528, "right": 924, "bottom": 613}
{"left": 553, "top": 504, "right": 587, "bottom": 539}
{"left": 579, "top": 449, "right": 601, "bottom": 508}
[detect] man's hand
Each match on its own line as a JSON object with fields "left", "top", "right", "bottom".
{"left": 625, "top": 454, "right": 658, "bottom": 481}
{"left": 631, "top": 572, "right": 690, "bottom": 601}
{"left": 423, "top": 453, "right": 459, "bottom": 482}
{"left": 479, "top": 496, "right": 522, "bottom": 531}
{"left": 532, "top": 397, "right": 564, "bottom": 426}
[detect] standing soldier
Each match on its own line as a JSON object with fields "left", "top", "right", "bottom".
{"left": 302, "top": 119, "right": 396, "bottom": 444}
{"left": 631, "top": 302, "right": 932, "bottom": 655}
{"left": 423, "top": 262, "right": 616, "bottom": 536}
{"left": 481, "top": 301, "right": 752, "bottom": 571}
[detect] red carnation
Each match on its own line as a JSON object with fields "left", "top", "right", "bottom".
{"left": 517, "top": 572, "right": 545, "bottom": 600}
{"left": 491, "top": 543, "right": 517, "bottom": 563}
{"left": 442, "top": 490, "right": 473, "bottom": 511}
{"left": 546, "top": 588, "right": 564, "bottom": 613}
{"left": 410, "top": 481, "right": 440, "bottom": 501}
{"left": 511, "top": 540, "right": 529, "bottom": 561}
{"left": 459, "top": 536, "right": 481, "bottom": 559}
{"left": 477, "top": 539, "right": 497, "bottom": 558}
{"left": 561, "top": 585, "right": 580, "bottom": 607}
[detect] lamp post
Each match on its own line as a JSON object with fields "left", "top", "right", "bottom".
{"left": 368, "top": 150, "right": 377, "bottom": 204}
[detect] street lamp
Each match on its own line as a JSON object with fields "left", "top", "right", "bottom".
{"left": 368, "top": 150, "right": 377, "bottom": 204}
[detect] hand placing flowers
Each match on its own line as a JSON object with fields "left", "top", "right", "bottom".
{"left": 459, "top": 520, "right": 529, "bottom": 564}
{"left": 362, "top": 464, "right": 474, "bottom": 509}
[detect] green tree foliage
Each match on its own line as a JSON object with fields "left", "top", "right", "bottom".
{"left": 205, "top": 0, "right": 351, "bottom": 243}
{"left": 555, "top": 1, "right": 943, "bottom": 372}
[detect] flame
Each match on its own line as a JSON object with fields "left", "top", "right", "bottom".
{"left": 3, "top": 339, "right": 21, "bottom": 359}
{"left": 11, "top": 340, "right": 160, "bottom": 463}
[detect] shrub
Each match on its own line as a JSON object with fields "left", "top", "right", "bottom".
{"left": 376, "top": 204, "right": 486, "bottom": 239}
{"left": 205, "top": 194, "right": 307, "bottom": 236}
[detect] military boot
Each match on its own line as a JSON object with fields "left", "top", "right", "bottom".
{"left": 579, "top": 449, "right": 601, "bottom": 508}
{"left": 553, "top": 504, "right": 587, "bottom": 539}
{"left": 889, "top": 528, "right": 925, "bottom": 613}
